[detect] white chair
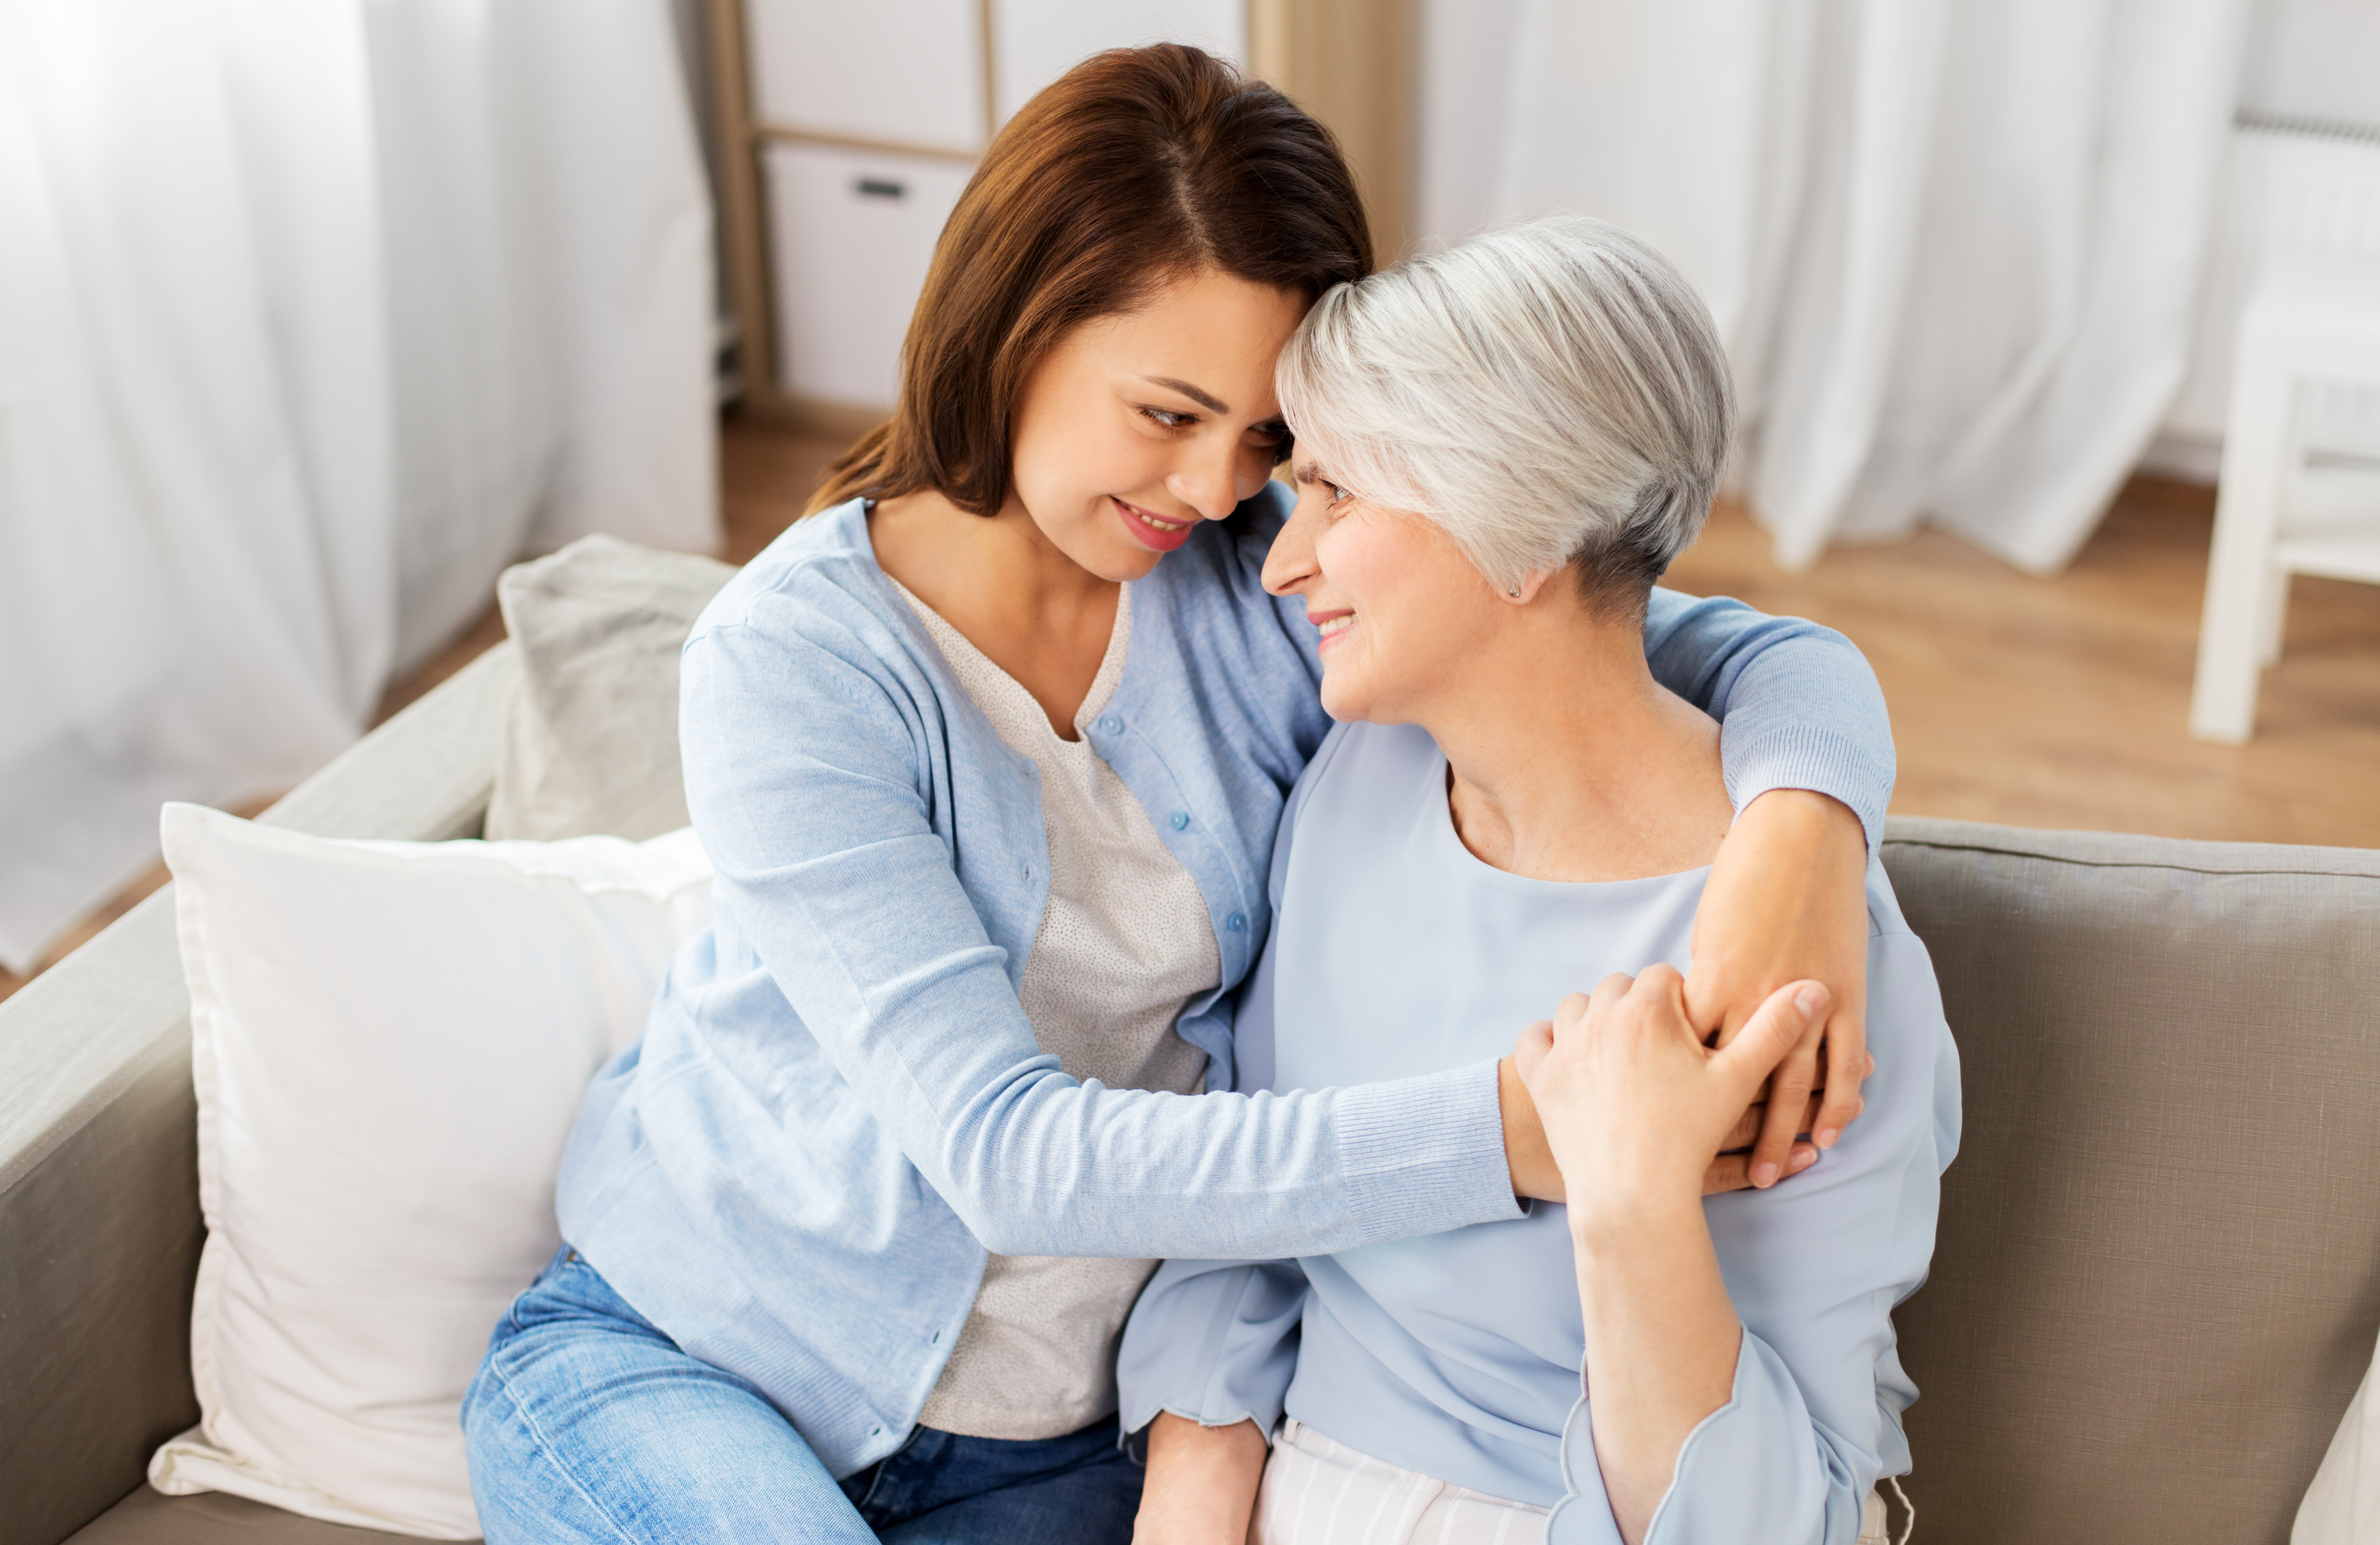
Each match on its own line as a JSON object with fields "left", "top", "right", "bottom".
{"left": 2190, "top": 249, "right": 2380, "bottom": 743}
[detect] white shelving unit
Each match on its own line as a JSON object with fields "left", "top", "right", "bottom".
{"left": 711, "top": 0, "right": 1255, "bottom": 427}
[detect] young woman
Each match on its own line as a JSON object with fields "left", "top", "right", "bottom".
{"left": 463, "top": 46, "right": 1895, "bottom": 1545}
{"left": 1121, "top": 218, "right": 1957, "bottom": 1545}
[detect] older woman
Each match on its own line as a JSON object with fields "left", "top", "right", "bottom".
{"left": 1120, "top": 218, "right": 1961, "bottom": 1545}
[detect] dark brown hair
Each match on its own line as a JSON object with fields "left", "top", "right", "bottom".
{"left": 804, "top": 44, "right": 1373, "bottom": 517}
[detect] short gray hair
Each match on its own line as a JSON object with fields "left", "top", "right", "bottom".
{"left": 1275, "top": 215, "right": 1733, "bottom": 611}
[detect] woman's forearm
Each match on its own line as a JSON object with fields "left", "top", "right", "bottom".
{"left": 1687, "top": 788, "right": 1873, "bottom": 1183}
{"left": 1571, "top": 1200, "right": 1744, "bottom": 1545}
{"left": 1137, "top": 1414, "right": 1268, "bottom": 1545}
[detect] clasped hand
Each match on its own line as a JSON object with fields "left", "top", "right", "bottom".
{"left": 1518, "top": 969, "right": 1833, "bottom": 1216}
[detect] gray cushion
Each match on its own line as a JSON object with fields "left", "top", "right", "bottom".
{"left": 483, "top": 535, "right": 733, "bottom": 842}
{"left": 1881, "top": 816, "right": 2380, "bottom": 1545}
{"left": 65, "top": 1486, "right": 446, "bottom": 1544}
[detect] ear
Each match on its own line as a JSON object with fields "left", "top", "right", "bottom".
{"left": 1500, "top": 567, "right": 1561, "bottom": 605}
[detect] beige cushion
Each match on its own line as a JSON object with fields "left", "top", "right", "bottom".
{"left": 484, "top": 535, "right": 732, "bottom": 842}
{"left": 67, "top": 1486, "right": 443, "bottom": 1544}
{"left": 1880, "top": 817, "right": 2380, "bottom": 1545}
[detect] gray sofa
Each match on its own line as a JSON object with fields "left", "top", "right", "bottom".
{"left": 4, "top": 633, "right": 2377, "bottom": 1545}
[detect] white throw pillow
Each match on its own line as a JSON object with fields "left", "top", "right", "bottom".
{"left": 148, "top": 803, "right": 713, "bottom": 1539}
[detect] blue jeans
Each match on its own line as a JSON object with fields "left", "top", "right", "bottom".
{"left": 463, "top": 1248, "right": 1143, "bottom": 1544}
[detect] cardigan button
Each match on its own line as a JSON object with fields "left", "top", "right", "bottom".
{"left": 1170, "top": 810, "right": 1189, "bottom": 830}
{"left": 1098, "top": 714, "right": 1123, "bottom": 735}
{"left": 1226, "top": 912, "right": 1247, "bottom": 933}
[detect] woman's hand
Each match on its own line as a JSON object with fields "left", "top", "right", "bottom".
{"left": 1529, "top": 971, "right": 1829, "bottom": 1219}
{"left": 1134, "top": 1414, "right": 1267, "bottom": 1545}
{"left": 1504, "top": 1054, "right": 1820, "bottom": 1203}
{"left": 1687, "top": 789, "right": 1874, "bottom": 1188}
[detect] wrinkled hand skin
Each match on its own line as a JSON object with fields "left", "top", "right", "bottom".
{"left": 1685, "top": 789, "right": 1875, "bottom": 1187}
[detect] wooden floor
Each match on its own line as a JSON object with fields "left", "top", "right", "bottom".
{"left": 1667, "top": 476, "right": 2380, "bottom": 847}
{"left": 4, "top": 419, "right": 2373, "bottom": 1005}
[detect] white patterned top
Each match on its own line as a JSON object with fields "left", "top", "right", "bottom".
{"left": 894, "top": 578, "right": 1219, "bottom": 1441}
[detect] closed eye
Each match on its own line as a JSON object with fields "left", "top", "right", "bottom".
{"left": 1139, "top": 405, "right": 1196, "bottom": 430}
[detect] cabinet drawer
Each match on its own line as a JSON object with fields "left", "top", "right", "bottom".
{"left": 764, "top": 143, "right": 973, "bottom": 409}
{"left": 746, "top": 0, "right": 986, "bottom": 155}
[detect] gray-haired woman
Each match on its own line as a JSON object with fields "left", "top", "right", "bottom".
{"left": 1120, "top": 217, "right": 1960, "bottom": 1545}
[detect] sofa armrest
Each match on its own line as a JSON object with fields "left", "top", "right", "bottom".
{"left": 0, "top": 643, "right": 519, "bottom": 1545}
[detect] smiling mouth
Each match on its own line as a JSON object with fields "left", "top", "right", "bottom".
{"left": 1116, "top": 498, "right": 1189, "bottom": 535}
{"left": 1313, "top": 612, "right": 1354, "bottom": 650}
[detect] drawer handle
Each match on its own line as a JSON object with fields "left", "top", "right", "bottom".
{"left": 854, "top": 177, "right": 907, "bottom": 200}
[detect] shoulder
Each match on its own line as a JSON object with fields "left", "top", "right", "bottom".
{"left": 1856, "top": 857, "right": 1963, "bottom": 1162}
{"left": 677, "top": 499, "right": 943, "bottom": 742}
{"left": 689, "top": 498, "right": 893, "bottom": 646}
{"left": 1858, "top": 858, "right": 1942, "bottom": 1036}
{"left": 1860, "top": 853, "right": 1918, "bottom": 944}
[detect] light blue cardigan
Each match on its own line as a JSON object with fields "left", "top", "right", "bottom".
{"left": 554, "top": 488, "right": 1895, "bottom": 1478}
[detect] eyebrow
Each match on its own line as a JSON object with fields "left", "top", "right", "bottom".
{"left": 1140, "top": 376, "right": 1231, "bottom": 415}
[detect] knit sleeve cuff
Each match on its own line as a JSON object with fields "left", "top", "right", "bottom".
{"left": 1335, "top": 1058, "right": 1525, "bottom": 1241}
{"left": 1720, "top": 722, "right": 1890, "bottom": 853}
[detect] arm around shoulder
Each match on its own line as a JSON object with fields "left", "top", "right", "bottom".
{"left": 676, "top": 597, "right": 1522, "bottom": 1260}
{"left": 1641, "top": 590, "right": 1892, "bottom": 850}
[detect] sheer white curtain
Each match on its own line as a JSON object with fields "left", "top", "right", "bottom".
{"left": 1427, "top": 0, "right": 2249, "bottom": 573}
{"left": 0, "top": 0, "right": 716, "bottom": 971}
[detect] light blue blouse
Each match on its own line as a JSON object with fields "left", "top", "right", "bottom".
{"left": 1116, "top": 721, "right": 1960, "bottom": 1545}
{"left": 554, "top": 488, "right": 1900, "bottom": 1480}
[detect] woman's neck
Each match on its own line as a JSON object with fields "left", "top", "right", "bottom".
{"left": 1431, "top": 603, "right": 1734, "bottom": 884}
{"left": 868, "top": 488, "right": 1120, "bottom": 739}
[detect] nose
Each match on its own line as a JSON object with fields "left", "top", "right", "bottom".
{"left": 1262, "top": 487, "right": 1324, "bottom": 597}
{"left": 1166, "top": 434, "right": 1243, "bottom": 523}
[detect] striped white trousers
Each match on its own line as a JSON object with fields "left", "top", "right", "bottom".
{"left": 1250, "top": 1421, "right": 1549, "bottom": 1545}
{"left": 1248, "top": 1419, "right": 1908, "bottom": 1545}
